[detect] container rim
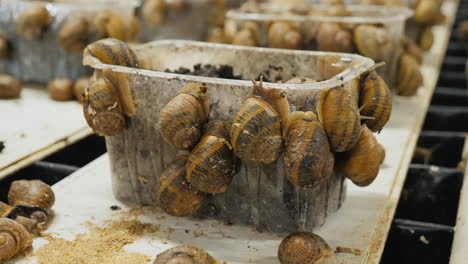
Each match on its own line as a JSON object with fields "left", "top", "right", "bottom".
{"left": 4, "top": 0, "right": 138, "bottom": 12}
{"left": 86, "top": 40, "right": 376, "bottom": 91}
{"left": 226, "top": 4, "right": 414, "bottom": 24}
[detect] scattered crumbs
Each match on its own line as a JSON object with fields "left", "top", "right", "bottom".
{"left": 185, "top": 230, "right": 189, "bottom": 234}
{"left": 162, "top": 241, "right": 168, "bottom": 244}
{"left": 0, "top": 141, "right": 4, "bottom": 152}
{"left": 335, "top": 246, "right": 362, "bottom": 256}
{"left": 420, "top": 235, "right": 430, "bottom": 244}
{"left": 110, "top": 205, "right": 121, "bottom": 211}
{"left": 137, "top": 176, "right": 149, "bottom": 183}
{"left": 247, "top": 245, "right": 251, "bottom": 249}
{"left": 193, "top": 230, "right": 204, "bottom": 238}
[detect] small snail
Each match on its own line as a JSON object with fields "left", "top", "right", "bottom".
{"left": 159, "top": 83, "right": 209, "bottom": 150}
{"left": 83, "top": 38, "right": 140, "bottom": 68}
{"left": 47, "top": 78, "right": 74, "bottom": 101}
{"left": 413, "top": 0, "right": 440, "bottom": 25}
{"left": 268, "top": 21, "right": 303, "bottom": 49}
{"left": 353, "top": 25, "right": 392, "bottom": 62}
{"left": 129, "top": 15, "right": 141, "bottom": 40}
{"left": 283, "top": 112, "right": 334, "bottom": 189}
{"left": 154, "top": 245, "right": 226, "bottom": 264}
{"left": 401, "top": 37, "right": 423, "bottom": 64}
{"left": 93, "top": 9, "right": 112, "bottom": 39}
{"left": 58, "top": 16, "right": 89, "bottom": 53}
{"left": 418, "top": 26, "right": 434, "bottom": 51}
{"left": 157, "top": 151, "right": 207, "bottom": 217}
{"left": 0, "top": 74, "right": 22, "bottom": 98}
{"left": 278, "top": 232, "right": 337, "bottom": 264}
{"left": 316, "top": 55, "right": 346, "bottom": 80}
{"left": 206, "top": 27, "right": 229, "bottom": 44}
{"left": 73, "top": 77, "right": 90, "bottom": 103}
{"left": 359, "top": 71, "right": 392, "bottom": 132}
{"left": 230, "top": 77, "right": 290, "bottom": 165}
{"left": 317, "top": 86, "right": 361, "bottom": 152}
{"left": 0, "top": 218, "right": 32, "bottom": 263}
{"left": 142, "top": 0, "right": 166, "bottom": 26}
{"left": 106, "top": 15, "right": 128, "bottom": 41}
{"left": 232, "top": 22, "right": 260, "bottom": 47}
{"left": 316, "top": 23, "right": 354, "bottom": 53}
{"left": 15, "top": 5, "right": 51, "bottom": 40}
{"left": 396, "top": 53, "right": 423, "bottom": 96}
{"left": 8, "top": 180, "right": 55, "bottom": 211}
{"left": 340, "top": 126, "right": 385, "bottom": 186}
{"left": 186, "top": 121, "right": 235, "bottom": 194}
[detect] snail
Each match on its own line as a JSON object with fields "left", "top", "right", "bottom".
{"left": 317, "top": 86, "right": 361, "bottom": 152}
{"left": 340, "top": 126, "right": 385, "bottom": 186}
{"left": 58, "top": 16, "right": 89, "bottom": 53}
{"left": 83, "top": 38, "right": 140, "bottom": 68}
{"left": 0, "top": 202, "right": 15, "bottom": 218}
{"left": 15, "top": 5, "right": 51, "bottom": 40}
{"left": 206, "top": 27, "right": 229, "bottom": 44}
{"left": 413, "top": 0, "right": 440, "bottom": 25}
{"left": 359, "top": 71, "right": 392, "bottom": 132}
{"left": 0, "top": 202, "right": 46, "bottom": 234}
{"left": 232, "top": 22, "right": 260, "bottom": 47}
{"left": 278, "top": 232, "right": 337, "bottom": 264}
{"left": 283, "top": 112, "right": 334, "bottom": 189}
{"left": 93, "top": 10, "right": 130, "bottom": 41}
{"left": 129, "top": 15, "right": 141, "bottom": 40}
{"left": 157, "top": 151, "right": 207, "bottom": 217}
{"left": 142, "top": 0, "right": 166, "bottom": 26}
{"left": 353, "top": 25, "right": 392, "bottom": 62}
{"left": 230, "top": 76, "right": 290, "bottom": 165}
{"left": 93, "top": 9, "right": 113, "bottom": 39}
{"left": 154, "top": 245, "right": 226, "bottom": 264}
{"left": 47, "top": 78, "right": 74, "bottom": 101}
{"left": 186, "top": 121, "right": 235, "bottom": 194}
{"left": 0, "top": 74, "right": 22, "bottom": 98}
{"left": 73, "top": 77, "right": 90, "bottom": 103}
{"left": 159, "top": 83, "right": 209, "bottom": 150}
{"left": 418, "top": 26, "right": 434, "bottom": 51}
{"left": 0, "top": 33, "right": 8, "bottom": 59}
{"left": 396, "top": 53, "right": 423, "bottom": 96}
{"left": 316, "top": 23, "right": 354, "bottom": 53}
{"left": 316, "top": 55, "right": 346, "bottom": 80}
{"left": 8, "top": 180, "right": 55, "bottom": 212}
{"left": 401, "top": 37, "right": 423, "bottom": 64}
{"left": 267, "top": 21, "right": 303, "bottom": 49}
{"left": 209, "top": 0, "right": 227, "bottom": 27}
{"left": 0, "top": 218, "right": 32, "bottom": 263}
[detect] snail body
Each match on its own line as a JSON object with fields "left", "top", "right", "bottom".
{"left": 15, "top": 5, "right": 51, "bottom": 40}
{"left": 268, "top": 21, "right": 303, "bottom": 49}
{"left": 157, "top": 151, "right": 207, "bottom": 217}
{"left": 283, "top": 112, "right": 334, "bottom": 189}
{"left": 186, "top": 121, "right": 235, "bottom": 194}
{"left": 340, "top": 126, "right": 385, "bottom": 186}
{"left": 0, "top": 74, "right": 22, "bottom": 98}
{"left": 230, "top": 77, "right": 290, "bottom": 165}
{"left": 159, "top": 83, "right": 209, "bottom": 150}
{"left": 0, "top": 218, "right": 32, "bottom": 263}
{"left": 316, "top": 23, "right": 354, "bottom": 53}
{"left": 58, "top": 16, "right": 89, "bottom": 53}
{"left": 8, "top": 180, "right": 55, "bottom": 211}
{"left": 353, "top": 25, "right": 392, "bottom": 61}
{"left": 397, "top": 53, "right": 423, "bottom": 96}
{"left": 359, "top": 71, "right": 392, "bottom": 132}
{"left": 154, "top": 245, "right": 226, "bottom": 264}
{"left": 278, "top": 232, "right": 337, "bottom": 264}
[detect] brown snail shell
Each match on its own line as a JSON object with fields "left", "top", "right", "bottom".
{"left": 414, "top": 0, "right": 440, "bottom": 25}
{"left": 83, "top": 38, "right": 140, "bottom": 68}
{"left": 129, "top": 15, "right": 141, "bottom": 40}
{"left": 230, "top": 77, "right": 290, "bottom": 165}
{"left": 418, "top": 26, "right": 434, "bottom": 51}
{"left": 283, "top": 112, "right": 334, "bottom": 189}
{"left": 157, "top": 151, "right": 207, "bottom": 217}
{"left": 232, "top": 28, "right": 257, "bottom": 46}
{"left": 15, "top": 5, "right": 51, "bottom": 40}
{"left": 142, "top": 0, "right": 166, "bottom": 26}
{"left": 206, "top": 27, "right": 229, "bottom": 44}
{"left": 159, "top": 83, "right": 209, "bottom": 150}
{"left": 0, "top": 34, "right": 9, "bottom": 59}
{"left": 93, "top": 9, "right": 112, "bottom": 39}
{"left": 268, "top": 22, "right": 303, "bottom": 49}
{"left": 73, "top": 77, "right": 90, "bottom": 103}
{"left": 0, "top": 218, "right": 32, "bottom": 263}
{"left": 58, "top": 16, "right": 89, "bottom": 53}
{"left": 186, "top": 121, "right": 235, "bottom": 194}
{"left": 340, "top": 126, "right": 385, "bottom": 186}
{"left": 316, "top": 23, "right": 354, "bottom": 53}
{"left": 317, "top": 86, "right": 361, "bottom": 152}
{"left": 353, "top": 25, "right": 392, "bottom": 62}
{"left": 8, "top": 180, "right": 55, "bottom": 211}
{"left": 316, "top": 55, "right": 346, "bottom": 80}
{"left": 47, "top": 78, "right": 74, "bottom": 101}
{"left": 278, "top": 232, "right": 337, "bottom": 264}
{"left": 359, "top": 71, "right": 392, "bottom": 132}
{"left": 0, "top": 74, "right": 22, "bottom": 98}
{"left": 0, "top": 202, "right": 15, "bottom": 218}
{"left": 396, "top": 53, "right": 423, "bottom": 96}
{"left": 154, "top": 245, "right": 226, "bottom": 264}
{"left": 401, "top": 37, "right": 423, "bottom": 64}
{"left": 106, "top": 15, "right": 128, "bottom": 41}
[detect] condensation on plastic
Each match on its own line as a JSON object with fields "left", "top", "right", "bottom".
{"left": 0, "top": 0, "right": 136, "bottom": 83}
{"left": 87, "top": 40, "right": 375, "bottom": 233}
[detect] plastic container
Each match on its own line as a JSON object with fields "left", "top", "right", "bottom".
{"left": 86, "top": 40, "right": 376, "bottom": 233}
{"left": 225, "top": 4, "right": 413, "bottom": 89}
{"left": 0, "top": 0, "right": 136, "bottom": 83}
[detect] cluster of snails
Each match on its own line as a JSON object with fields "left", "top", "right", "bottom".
{"left": 0, "top": 180, "right": 55, "bottom": 263}
{"left": 0, "top": 73, "right": 22, "bottom": 99}
{"left": 47, "top": 77, "right": 90, "bottom": 102}
{"left": 157, "top": 83, "right": 235, "bottom": 216}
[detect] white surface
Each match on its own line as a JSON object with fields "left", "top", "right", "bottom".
{"left": 0, "top": 85, "right": 92, "bottom": 179}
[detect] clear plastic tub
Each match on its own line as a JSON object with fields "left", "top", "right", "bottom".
{"left": 225, "top": 3, "right": 413, "bottom": 89}
{"left": 0, "top": 0, "right": 136, "bottom": 83}
{"left": 86, "top": 40, "right": 377, "bottom": 233}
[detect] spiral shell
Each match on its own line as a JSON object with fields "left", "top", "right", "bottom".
{"left": 58, "top": 16, "right": 89, "bottom": 53}
{"left": 142, "top": 0, "right": 166, "bottom": 26}
{"left": 340, "top": 126, "right": 385, "bottom": 186}
{"left": 157, "top": 151, "right": 207, "bottom": 217}
{"left": 401, "top": 37, "right": 423, "bottom": 64}
{"left": 0, "top": 74, "right": 22, "bottom": 98}
{"left": 230, "top": 77, "right": 290, "bottom": 165}
{"left": 8, "top": 180, "right": 55, "bottom": 211}
{"left": 83, "top": 38, "right": 140, "bottom": 68}
{"left": 317, "top": 87, "right": 361, "bottom": 152}
{"left": 106, "top": 15, "right": 128, "bottom": 41}
{"left": 316, "top": 23, "right": 354, "bottom": 53}
{"left": 283, "top": 112, "right": 334, "bottom": 189}
{"left": 187, "top": 121, "right": 235, "bottom": 194}
{"left": 418, "top": 26, "right": 434, "bottom": 51}
{"left": 0, "top": 218, "right": 32, "bottom": 263}
{"left": 159, "top": 83, "right": 209, "bottom": 150}
{"left": 47, "top": 78, "right": 74, "bottom": 101}
{"left": 268, "top": 22, "right": 303, "bottom": 49}
{"left": 154, "top": 245, "right": 226, "bottom": 264}
{"left": 316, "top": 55, "right": 346, "bottom": 80}
{"left": 232, "top": 28, "right": 257, "bottom": 46}
{"left": 414, "top": 0, "right": 440, "bottom": 25}
{"left": 396, "top": 53, "right": 423, "bottom": 96}
{"left": 359, "top": 71, "right": 392, "bottom": 132}
{"left": 278, "top": 232, "right": 337, "bottom": 264}
{"left": 15, "top": 5, "right": 51, "bottom": 40}
{"left": 353, "top": 25, "right": 392, "bottom": 62}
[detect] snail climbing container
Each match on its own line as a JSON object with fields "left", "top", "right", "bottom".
{"left": 87, "top": 40, "right": 378, "bottom": 233}
{"left": 224, "top": 4, "right": 413, "bottom": 90}
{"left": 0, "top": 0, "right": 136, "bottom": 83}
